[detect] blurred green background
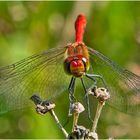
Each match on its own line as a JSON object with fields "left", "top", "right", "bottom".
{"left": 0, "top": 1, "right": 140, "bottom": 139}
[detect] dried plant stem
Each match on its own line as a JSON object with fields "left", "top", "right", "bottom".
{"left": 91, "top": 102, "right": 105, "bottom": 133}
{"left": 72, "top": 113, "right": 79, "bottom": 130}
{"left": 50, "top": 110, "right": 68, "bottom": 138}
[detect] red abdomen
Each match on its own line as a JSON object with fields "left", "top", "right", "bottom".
{"left": 64, "top": 42, "right": 89, "bottom": 77}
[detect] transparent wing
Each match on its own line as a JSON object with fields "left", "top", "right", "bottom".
{"left": 88, "top": 47, "right": 140, "bottom": 116}
{"left": 0, "top": 47, "right": 71, "bottom": 114}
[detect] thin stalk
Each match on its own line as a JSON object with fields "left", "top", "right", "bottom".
{"left": 72, "top": 113, "right": 79, "bottom": 131}
{"left": 50, "top": 110, "right": 68, "bottom": 138}
{"left": 91, "top": 102, "right": 105, "bottom": 133}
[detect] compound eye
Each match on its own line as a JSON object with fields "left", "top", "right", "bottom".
{"left": 64, "top": 59, "right": 71, "bottom": 75}
{"left": 70, "top": 60, "right": 84, "bottom": 68}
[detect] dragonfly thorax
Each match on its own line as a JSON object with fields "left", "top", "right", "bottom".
{"left": 64, "top": 42, "right": 89, "bottom": 77}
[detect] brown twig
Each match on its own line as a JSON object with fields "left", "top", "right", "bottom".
{"left": 89, "top": 86, "right": 110, "bottom": 134}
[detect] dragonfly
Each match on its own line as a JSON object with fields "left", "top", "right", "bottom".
{"left": 0, "top": 14, "right": 140, "bottom": 117}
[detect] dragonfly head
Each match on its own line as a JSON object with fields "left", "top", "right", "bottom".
{"left": 64, "top": 42, "right": 89, "bottom": 77}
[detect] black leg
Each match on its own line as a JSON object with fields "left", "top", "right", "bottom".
{"left": 81, "top": 78, "right": 93, "bottom": 122}
{"left": 68, "top": 77, "right": 76, "bottom": 103}
{"left": 86, "top": 73, "right": 107, "bottom": 88}
{"left": 68, "top": 77, "right": 76, "bottom": 116}
{"left": 85, "top": 74, "right": 97, "bottom": 90}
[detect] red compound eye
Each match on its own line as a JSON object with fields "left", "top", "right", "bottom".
{"left": 71, "top": 60, "right": 83, "bottom": 68}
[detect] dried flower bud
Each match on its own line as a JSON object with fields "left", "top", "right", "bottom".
{"left": 89, "top": 86, "right": 110, "bottom": 102}
{"left": 71, "top": 102, "right": 85, "bottom": 114}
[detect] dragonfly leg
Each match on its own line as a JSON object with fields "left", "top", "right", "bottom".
{"left": 68, "top": 77, "right": 76, "bottom": 102}
{"left": 68, "top": 77, "right": 76, "bottom": 116}
{"left": 86, "top": 73, "right": 107, "bottom": 89}
{"left": 85, "top": 74, "right": 97, "bottom": 90}
{"left": 81, "top": 78, "right": 93, "bottom": 122}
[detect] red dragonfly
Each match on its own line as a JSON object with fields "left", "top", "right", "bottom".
{"left": 0, "top": 14, "right": 140, "bottom": 116}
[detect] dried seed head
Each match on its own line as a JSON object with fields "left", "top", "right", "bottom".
{"left": 88, "top": 131, "right": 98, "bottom": 140}
{"left": 69, "top": 125, "right": 89, "bottom": 139}
{"left": 36, "top": 101, "right": 55, "bottom": 115}
{"left": 30, "top": 94, "right": 55, "bottom": 115}
{"left": 71, "top": 102, "right": 85, "bottom": 114}
{"left": 89, "top": 87, "right": 110, "bottom": 102}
